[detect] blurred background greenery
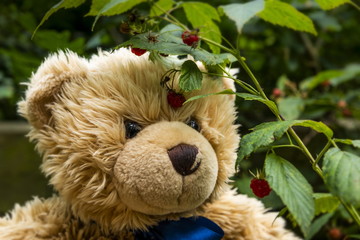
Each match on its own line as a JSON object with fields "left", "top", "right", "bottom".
{"left": 0, "top": 0, "right": 359, "bottom": 238}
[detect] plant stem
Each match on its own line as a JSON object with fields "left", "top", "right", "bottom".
{"left": 204, "top": 33, "right": 360, "bottom": 229}
{"left": 341, "top": 199, "right": 360, "bottom": 226}
{"left": 271, "top": 144, "right": 303, "bottom": 151}
{"left": 288, "top": 127, "right": 324, "bottom": 176}
{"left": 202, "top": 71, "right": 259, "bottom": 95}
{"left": 349, "top": 1, "right": 360, "bottom": 12}
{"left": 235, "top": 53, "right": 269, "bottom": 101}
{"left": 314, "top": 140, "right": 332, "bottom": 165}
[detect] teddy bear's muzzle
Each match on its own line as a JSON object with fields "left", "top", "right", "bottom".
{"left": 167, "top": 144, "right": 200, "bottom": 176}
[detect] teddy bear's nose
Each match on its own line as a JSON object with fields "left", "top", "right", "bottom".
{"left": 167, "top": 144, "right": 200, "bottom": 176}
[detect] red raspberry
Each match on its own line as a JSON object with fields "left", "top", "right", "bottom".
{"left": 328, "top": 227, "right": 343, "bottom": 240}
{"left": 181, "top": 31, "right": 199, "bottom": 46}
{"left": 337, "top": 100, "right": 347, "bottom": 109}
{"left": 167, "top": 90, "right": 186, "bottom": 109}
{"left": 272, "top": 88, "right": 282, "bottom": 98}
{"left": 131, "top": 47, "right": 147, "bottom": 56}
{"left": 250, "top": 178, "right": 272, "bottom": 198}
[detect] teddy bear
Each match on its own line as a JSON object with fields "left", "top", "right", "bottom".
{"left": 0, "top": 48, "right": 301, "bottom": 240}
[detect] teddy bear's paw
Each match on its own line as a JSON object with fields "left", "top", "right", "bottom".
{"left": 202, "top": 190, "right": 302, "bottom": 240}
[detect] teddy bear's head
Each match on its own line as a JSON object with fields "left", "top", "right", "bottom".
{"left": 18, "top": 48, "right": 239, "bottom": 232}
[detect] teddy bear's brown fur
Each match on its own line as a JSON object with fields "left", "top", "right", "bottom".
{"left": 0, "top": 49, "right": 300, "bottom": 240}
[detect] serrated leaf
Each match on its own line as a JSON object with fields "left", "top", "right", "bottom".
{"left": 265, "top": 154, "right": 315, "bottom": 235}
{"left": 182, "top": 2, "right": 221, "bottom": 53}
{"left": 258, "top": 0, "right": 317, "bottom": 35}
{"left": 150, "top": 0, "right": 174, "bottom": 17}
{"left": 235, "top": 93, "right": 278, "bottom": 114}
{"left": 237, "top": 121, "right": 295, "bottom": 162}
{"left": 305, "top": 213, "right": 334, "bottom": 240}
{"left": 237, "top": 119, "right": 333, "bottom": 163}
{"left": 323, "top": 148, "right": 360, "bottom": 206}
{"left": 219, "top": 0, "right": 264, "bottom": 33}
{"left": 300, "top": 70, "right": 343, "bottom": 91}
{"left": 315, "top": 0, "right": 351, "bottom": 10}
{"left": 93, "top": 0, "right": 146, "bottom": 29}
{"left": 293, "top": 120, "right": 333, "bottom": 139}
{"left": 278, "top": 96, "right": 304, "bottom": 120}
{"left": 119, "top": 32, "right": 232, "bottom": 65}
{"left": 313, "top": 193, "right": 340, "bottom": 216}
{"left": 185, "top": 89, "right": 235, "bottom": 103}
{"left": 179, "top": 60, "right": 203, "bottom": 92}
{"left": 33, "top": 0, "right": 86, "bottom": 36}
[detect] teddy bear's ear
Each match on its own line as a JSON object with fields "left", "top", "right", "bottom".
{"left": 18, "top": 51, "right": 88, "bottom": 129}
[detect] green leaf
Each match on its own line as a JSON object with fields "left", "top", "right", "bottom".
{"left": 305, "top": 213, "right": 334, "bottom": 240}
{"left": 97, "top": 0, "right": 146, "bottom": 16}
{"left": 93, "top": 0, "right": 146, "bottom": 29}
{"left": 219, "top": 0, "right": 264, "bottom": 33}
{"left": 323, "top": 148, "right": 360, "bottom": 206}
{"left": 237, "top": 120, "right": 295, "bottom": 162}
{"left": 0, "top": 85, "right": 14, "bottom": 99}
{"left": 185, "top": 89, "right": 235, "bottom": 103}
{"left": 347, "top": 235, "right": 360, "bottom": 239}
{"left": 293, "top": 120, "right": 333, "bottom": 139}
{"left": 313, "top": 193, "right": 340, "bottom": 216}
{"left": 300, "top": 70, "right": 343, "bottom": 91}
{"left": 237, "top": 119, "right": 333, "bottom": 163}
{"left": 33, "top": 0, "right": 86, "bottom": 37}
{"left": 119, "top": 32, "right": 232, "bottom": 65}
{"left": 334, "top": 139, "right": 360, "bottom": 148}
{"left": 330, "top": 64, "right": 360, "bottom": 86}
{"left": 150, "top": 0, "right": 174, "bottom": 17}
{"left": 258, "top": 0, "right": 317, "bottom": 35}
{"left": 265, "top": 154, "right": 315, "bottom": 235}
{"left": 235, "top": 93, "right": 278, "bottom": 114}
{"left": 87, "top": 0, "right": 110, "bottom": 16}
{"left": 278, "top": 96, "right": 304, "bottom": 120}
{"left": 33, "top": 30, "right": 85, "bottom": 53}
{"left": 179, "top": 60, "right": 203, "bottom": 92}
{"left": 182, "top": 2, "right": 221, "bottom": 53}
{"left": 315, "top": 0, "right": 351, "bottom": 10}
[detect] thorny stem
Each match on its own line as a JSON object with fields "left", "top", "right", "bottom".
{"left": 233, "top": 50, "right": 360, "bottom": 229}
{"left": 153, "top": 3, "right": 187, "bottom": 30}
{"left": 168, "top": 16, "right": 360, "bottom": 229}
{"left": 201, "top": 71, "right": 258, "bottom": 95}
{"left": 201, "top": 36, "right": 360, "bottom": 228}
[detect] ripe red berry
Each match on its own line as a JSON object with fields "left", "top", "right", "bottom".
{"left": 337, "top": 100, "right": 347, "bottom": 109}
{"left": 328, "top": 227, "right": 343, "bottom": 240}
{"left": 167, "top": 90, "right": 186, "bottom": 109}
{"left": 250, "top": 178, "right": 272, "bottom": 198}
{"left": 181, "top": 31, "right": 199, "bottom": 46}
{"left": 272, "top": 88, "right": 282, "bottom": 98}
{"left": 131, "top": 47, "right": 147, "bottom": 56}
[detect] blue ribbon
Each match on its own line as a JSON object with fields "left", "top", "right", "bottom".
{"left": 134, "top": 216, "right": 224, "bottom": 240}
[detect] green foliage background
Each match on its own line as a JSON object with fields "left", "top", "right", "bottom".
{"left": 0, "top": 0, "right": 360, "bottom": 239}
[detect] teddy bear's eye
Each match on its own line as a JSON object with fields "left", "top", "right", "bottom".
{"left": 125, "top": 121, "right": 142, "bottom": 139}
{"left": 186, "top": 118, "right": 200, "bottom": 132}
